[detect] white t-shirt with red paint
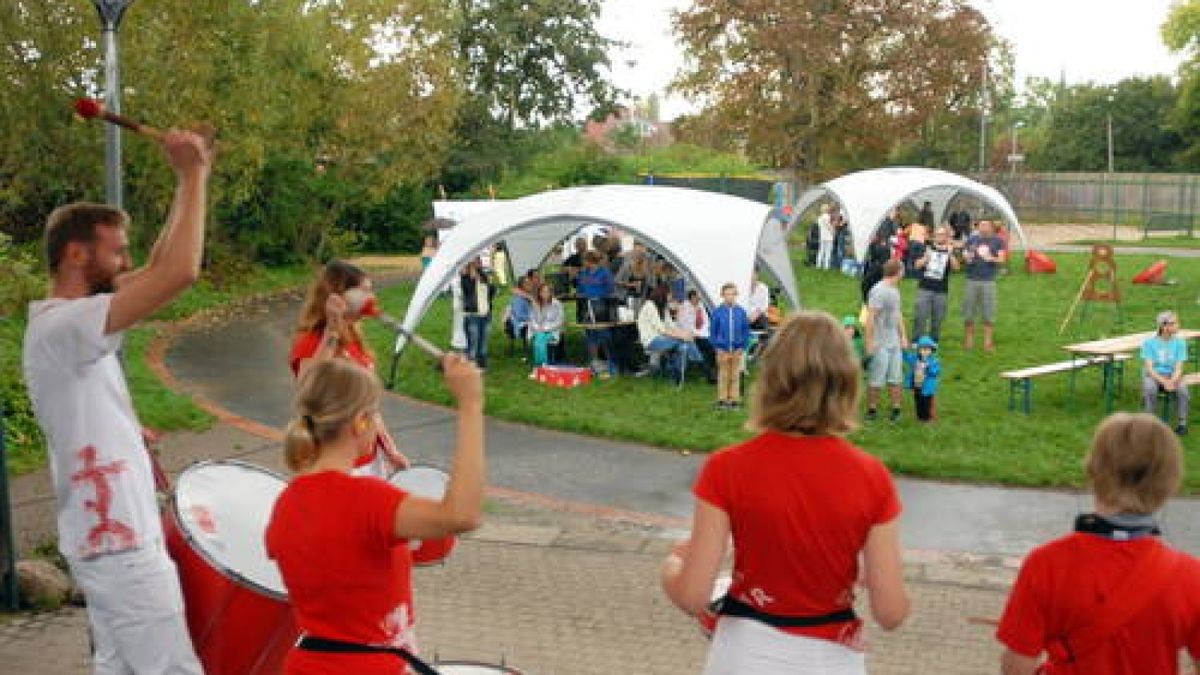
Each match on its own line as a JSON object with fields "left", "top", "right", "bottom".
{"left": 23, "top": 294, "right": 161, "bottom": 560}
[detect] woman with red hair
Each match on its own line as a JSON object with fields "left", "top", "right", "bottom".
{"left": 290, "top": 260, "right": 407, "bottom": 475}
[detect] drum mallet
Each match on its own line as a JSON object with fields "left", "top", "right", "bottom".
{"left": 74, "top": 98, "right": 164, "bottom": 141}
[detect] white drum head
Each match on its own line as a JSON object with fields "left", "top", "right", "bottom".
{"left": 389, "top": 465, "right": 448, "bottom": 500}
{"left": 173, "top": 460, "right": 287, "bottom": 597}
{"left": 435, "top": 664, "right": 521, "bottom": 674}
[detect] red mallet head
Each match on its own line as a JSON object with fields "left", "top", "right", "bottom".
{"left": 72, "top": 97, "right": 163, "bottom": 141}
{"left": 74, "top": 97, "right": 104, "bottom": 119}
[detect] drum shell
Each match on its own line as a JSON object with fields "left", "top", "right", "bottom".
{"left": 164, "top": 464, "right": 299, "bottom": 675}
{"left": 435, "top": 662, "right": 524, "bottom": 674}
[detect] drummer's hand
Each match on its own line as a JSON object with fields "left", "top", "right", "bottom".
{"left": 375, "top": 421, "right": 410, "bottom": 471}
{"left": 442, "top": 353, "right": 483, "bottom": 408}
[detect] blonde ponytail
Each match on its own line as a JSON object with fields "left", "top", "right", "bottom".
{"left": 285, "top": 359, "right": 382, "bottom": 473}
{"left": 284, "top": 418, "right": 320, "bottom": 472}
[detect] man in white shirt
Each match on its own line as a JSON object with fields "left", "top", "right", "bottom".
{"left": 23, "top": 129, "right": 213, "bottom": 673}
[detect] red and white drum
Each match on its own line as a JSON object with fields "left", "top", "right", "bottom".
{"left": 389, "top": 465, "right": 458, "bottom": 565}
{"left": 697, "top": 574, "right": 733, "bottom": 639}
{"left": 164, "top": 460, "right": 298, "bottom": 675}
{"left": 435, "top": 663, "right": 524, "bottom": 674}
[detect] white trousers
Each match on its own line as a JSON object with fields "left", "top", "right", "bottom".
{"left": 702, "top": 617, "right": 866, "bottom": 675}
{"left": 817, "top": 240, "right": 834, "bottom": 269}
{"left": 68, "top": 543, "right": 202, "bottom": 675}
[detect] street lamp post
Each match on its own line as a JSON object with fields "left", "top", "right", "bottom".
{"left": 1008, "top": 121, "right": 1024, "bottom": 176}
{"left": 92, "top": 0, "right": 135, "bottom": 210}
{"left": 1106, "top": 108, "right": 1115, "bottom": 174}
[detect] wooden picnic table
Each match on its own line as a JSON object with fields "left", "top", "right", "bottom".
{"left": 1062, "top": 329, "right": 1200, "bottom": 412}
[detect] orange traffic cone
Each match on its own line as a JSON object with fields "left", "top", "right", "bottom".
{"left": 1132, "top": 260, "right": 1167, "bottom": 285}
{"left": 1025, "top": 249, "right": 1057, "bottom": 274}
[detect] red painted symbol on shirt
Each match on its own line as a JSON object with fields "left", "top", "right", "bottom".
{"left": 71, "top": 445, "right": 137, "bottom": 556}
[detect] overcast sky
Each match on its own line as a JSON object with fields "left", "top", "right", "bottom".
{"left": 597, "top": 0, "right": 1188, "bottom": 120}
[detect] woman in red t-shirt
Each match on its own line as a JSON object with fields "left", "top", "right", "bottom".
{"left": 266, "top": 356, "right": 484, "bottom": 674}
{"left": 290, "top": 260, "right": 407, "bottom": 474}
{"left": 660, "top": 311, "right": 910, "bottom": 675}
{"left": 997, "top": 413, "right": 1200, "bottom": 674}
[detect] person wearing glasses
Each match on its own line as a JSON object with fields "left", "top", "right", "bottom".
{"left": 1142, "top": 311, "right": 1190, "bottom": 435}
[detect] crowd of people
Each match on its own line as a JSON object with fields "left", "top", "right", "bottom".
{"left": 18, "top": 126, "right": 1200, "bottom": 675}
{"left": 433, "top": 230, "right": 776, "bottom": 405}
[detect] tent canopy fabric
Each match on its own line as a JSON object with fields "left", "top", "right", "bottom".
{"left": 788, "top": 168, "right": 1028, "bottom": 261}
{"left": 394, "top": 185, "right": 800, "bottom": 356}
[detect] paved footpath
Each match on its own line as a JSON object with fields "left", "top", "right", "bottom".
{"left": 4, "top": 422, "right": 1014, "bottom": 675}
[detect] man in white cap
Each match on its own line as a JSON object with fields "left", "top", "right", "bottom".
{"left": 1141, "top": 310, "right": 1190, "bottom": 435}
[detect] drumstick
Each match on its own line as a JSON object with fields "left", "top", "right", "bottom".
{"left": 376, "top": 313, "right": 445, "bottom": 360}
{"left": 74, "top": 98, "right": 164, "bottom": 140}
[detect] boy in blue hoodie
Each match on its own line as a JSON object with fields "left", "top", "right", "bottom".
{"left": 904, "top": 335, "right": 941, "bottom": 422}
{"left": 710, "top": 282, "right": 751, "bottom": 410}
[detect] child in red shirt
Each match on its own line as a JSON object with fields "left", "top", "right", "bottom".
{"left": 660, "top": 311, "right": 910, "bottom": 675}
{"left": 997, "top": 412, "right": 1200, "bottom": 674}
{"left": 266, "top": 356, "right": 484, "bottom": 674}
{"left": 289, "top": 260, "right": 407, "bottom": 474}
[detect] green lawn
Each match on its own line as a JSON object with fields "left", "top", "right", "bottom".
{"left": 371, "top": 252, "right": 1200, "bottom": 491}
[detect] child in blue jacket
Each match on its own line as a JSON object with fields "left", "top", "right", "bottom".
{"left": 904, "top": 335, "right": 941, "bottom": 422}
{"left": 710, "top": 282, "right": 751, "bottom": 410}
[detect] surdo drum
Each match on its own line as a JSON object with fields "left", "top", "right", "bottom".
{"left": 164, "top": 460, "right": 298, "bottom": 674}
{"left": 389, "top": 465, "right": 458, "bottom": 565}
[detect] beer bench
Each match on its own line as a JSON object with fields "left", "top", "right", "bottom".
{"left": 1143, "top": 212, "right": 1194, "bottom": 238}
{"left": 1002, "top": 354, "right": 1132, "bottom": 414}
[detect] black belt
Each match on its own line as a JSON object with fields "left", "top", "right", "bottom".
{"left": 296, "top": 635, "right": 440, "bottom": 675}
{"left": 715, "top": 595, "right": 857, "bottom": 628}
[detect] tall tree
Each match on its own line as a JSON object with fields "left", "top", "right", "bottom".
{"left": 455, "top": 0, "right": 619, "bottom": 131}
{"left": 672, "top": 0, "right": 1005, "bottom": 177}
{"left": 1163, "top": 0, "right": 1200, "bottom": 169}
{"left": 1019, "top": 77, "right": 1183, "bottom": 172}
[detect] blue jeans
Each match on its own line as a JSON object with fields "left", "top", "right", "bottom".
{"left": 646, "top": 336, "right": 702, "bottom": 378}
{"left": 585, "top": 327, "right": 615, "bottom": 373}
{"left": 531, "top": 331, "right": 558, "bottom": 367}
{"left": 464, "top": 315, "right": 490, "bottom": 368}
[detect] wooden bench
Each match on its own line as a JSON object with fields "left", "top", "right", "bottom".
{"left": 1154, "top": 372, "right": 1200, "bottom": 423}
{"left": 1143, "top": 212, "right": 1194, "bottom": 238}
{"left": 1002, "top": 354, "right": 1132, "bottom": 414}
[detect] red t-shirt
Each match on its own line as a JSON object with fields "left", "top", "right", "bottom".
{"left": 694, "top": 431, "right": 901, "bottom": 646}
{"left": 265, "top": 471, "right": 415, "bottom": 674}
{"left": 997, "top": 533, "right": 1200, "bottom": 674}
{"left": 289, "top": 329, "right": 375, "bottom": 375}
{"left": 289, "top": 330, "right": 381, "bottom": 470}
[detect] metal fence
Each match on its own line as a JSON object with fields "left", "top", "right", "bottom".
{"left": 638, "top": 174, "right": 777, "bottom": 204}
{"left": 969, "top": 171, "right": 1200, "bottom": 226}
{"left": 639, "top": 169, "right": 1200, "bottom": 228}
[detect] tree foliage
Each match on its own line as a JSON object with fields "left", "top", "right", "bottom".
{"left": 0, "top": 0, "right": 461, "bottom": 263}
{"left": 671, "top": 0, "right": 1005, "bottom": 176}
{"left": 455, "top": 0, "right": 619, "bottom": 130}
{"left": 1163, "top": 0, "right": 1200, "bottom": 170}
{"left": 1016, "top": 77, "right": 1183, "bottom": 172}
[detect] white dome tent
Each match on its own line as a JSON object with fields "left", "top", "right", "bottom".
{"left": 788, "top": 167, "right": 1029, "bottom": 261}
{"left": 391, "top": 185, "right": 801, "bottom": 362}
